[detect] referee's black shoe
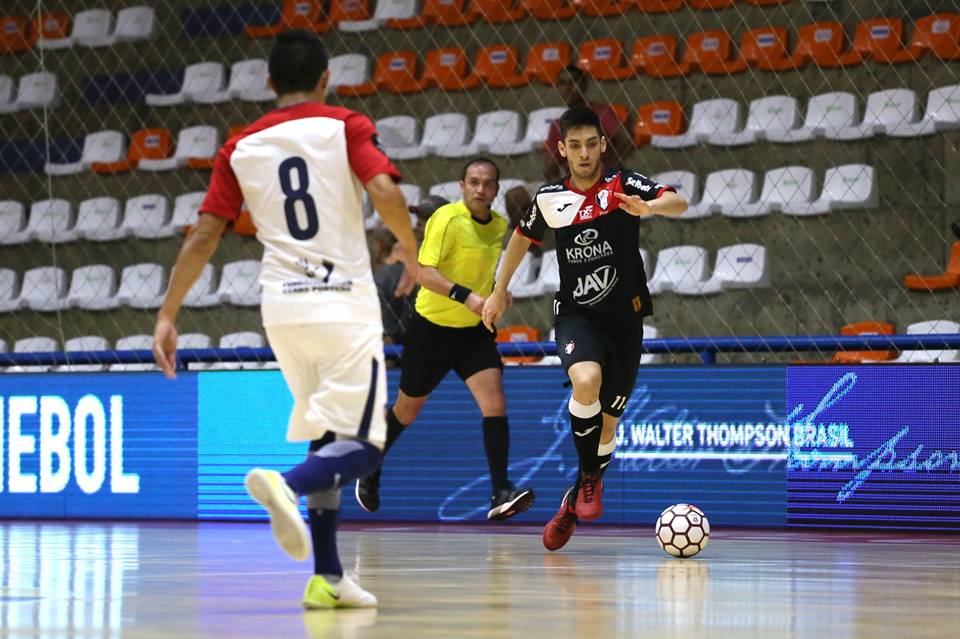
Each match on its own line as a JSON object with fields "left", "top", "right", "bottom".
{"left": 355, "top": 471, "right": 381, "bottom": 513}
{"left": 487, "top": 482, "right": 536, "bottom": 521}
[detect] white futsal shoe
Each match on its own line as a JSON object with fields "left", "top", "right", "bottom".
{"left": 303, "top": 573, "right": 378, "bottom": 609}
{"left": 244, "top": 468, "right": 311, "bottom": 561}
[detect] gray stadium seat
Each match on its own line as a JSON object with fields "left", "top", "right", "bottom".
{"left": 67, "top": 265, "right": 119, "bottom": 310}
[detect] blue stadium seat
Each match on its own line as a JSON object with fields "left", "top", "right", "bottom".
{"left": 0, "top": 140, "right": 44, "bottom": 173}
{"left": 181, "top": 5, "right": 277, "bottom": 38}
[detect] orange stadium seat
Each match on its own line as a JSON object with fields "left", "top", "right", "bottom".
{"left": 634, "top": 0, "right": 683, "bottom": 13}
{"left": 233, "top": 210, "right": 258, "bottom": 237}
{"left": 227, "top": 123, "right": 249, "bottom": 139}
{"left": 741, "top": 0, "right": 791, "bottom": 5}
{"left": 683, "top": 30, "right": 747, "bottom": 75}
{"left": 469, "top": 45, "right": 528, "bottom": 87}
{"left": 0, "top": 16, "right": 32, "bottom": 53}
{"left": 32, "top": 11, "right": 71, "bottom": 46}
{"left": 522, "top": 0, "right": 576, "bottom": 20}
{"left": 686, "top": 0, "right": 736, "bottom": 9}
{"left": 420, "top": 47, "right": 480, "bottom": 90}
{"left": 610, "top": 103, "right": 631, "bottom": 126}
{"left": 633, "top": 101, "right": 685, "bottom": 146}
{"left": 908, "top": 13, "right": 960, "bottom": 60}
{"left": 852, "top": 17, "right": 919, "bottom": 64}
{"left": 389, "top": 0, "right": 474, "bottom": 28}
{"left": 339, "top": 51, "right": 420, "bottom": 96}
{"left": 630, "top": 35, "right": 687, "bottom": 77}
{"left": 496, "top": 326, "right": 542, "bottom": 364}
{"left": 573, "top": 1, "right": 633, "bottom": 17}
{"left": 904, "top": 242, "right": 960, "bottom": 292}
{"left": 523, "top": 41, "right": 571, "bottom": 84}
{"left": 740, "top": 26, "right": 803, "bottom": 71}
{"left": 790, "top": 22, "right": 861, "bottom": 68}
{"left": 245, "top": 0, "right": 329, "bottom": 37}
{"left": 470, "top": 0, "right": 526, "bottom": 23}
{"left": 831, "top": 321, "right": 896, "bottom": 364}
{"left": 327, "top": 0, "right": 371, "bottom": 24}
{"left": 578, "top": 39, "right": 635, "bottom": 80}
{"left": 91, "top": 128, "right": 172, "bottom": 174}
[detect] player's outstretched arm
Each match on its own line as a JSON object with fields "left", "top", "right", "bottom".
{"left": 366, "top": 173, "right": 419, "bottom": 296}
{"left": 614, "top": 191, "right": 687, "bottom": 218}
{"left": 482, "top": 230, "right": 532, "bottom": 331}
{"left": 153, "top": 212, "right": 228, "bottom": 379}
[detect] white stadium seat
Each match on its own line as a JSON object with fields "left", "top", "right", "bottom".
{"left": 429, "top": 181, "right": 463, "bottom": 204}
{"left": 75, "top": 197, "right": 124, "bottom": 241}
{"left": 891, "top": 320, "right": 960, "bottom": 363}
{"left": 736, "top": 166, "right": 815, "bottom": 217}
{"left": 377, "top": 115, "right": 421, "bottom": 159}
{"left": 490, "top": 107, "right": 565, "bottom": 156}
{"left": 0, "top": 75, "right": 15, "bottom": 113}
{"left": 45, "top": 129, "right": 126, "bottom": 175}
{"left": 180, "top": 332, "right": 213, "bottom": 371}
{"left": 18, "top": 267, "right": 67, "bottom": 311}
{"left": 653, "top": 171, "right": 702, "bottom": 218}
{"left": 171, "top": 191, "right": 205, "bottom": 233}
{"left": 640, "top": 248, "right": 653, "bottom": 280}
{"left": 398, "top": 183, "right": 422, "bottom": 207}
{"left": 0, "top": 269, "right": 18, "bottom": 313}
{"left": 534, "top": 249, "right": 560, "bottom": 296}
{"left": 649, "top": 246, "right": 709, "bottom": 295}
{"left": 502, "top": 250, "right": 541, "bottom": 299}
{"left": 327, "top": 54, "right": 369, "bottom": 94}
{"left": 120, "top": 194, "right": 171, "bottom": 238}
{"left": 58, "top": 336, "right": 110, "bottom": 373}
{"left": 209, "top": 332, "right": 267, "bottom": 370}
{"left": 113, "top": 6, "right": 156, "bottom": 43}
{"left": 218, "top": 260, "right": 261, "bottom": 306}
{"left": 0, "top": 201, "right": 28, "bottom": 246}
{"left": 684, "top": 169, "right": 758, "bottom": 219}
{"left": 641, "top": 325, "right": 662, "bottom": 365}
{"left": 817, "top": 92, "right": 872, "bottom": 140}
{"left": 783, "top": 164, "right": 877, "bottom": 216}
{"left": 711, "top": 95, "right": 803, "bottom": 146}
{"left": 492, "top": 179, "right": 526, "bottom": 219}
{"left": 847, "top": 88, "right": 924, "bottom": 138}
{"left": 72, "top": 9, "right": 113, "bottom": 47}
{"left": 183, "top": 264, "right": 221, "bottom": 308}
{"left": 889, "top": 84, "right": 960, "bottom": 137}
{"left": 139, "top": 125, "right": 219, "bottom": 172}
{"left": 9, "top": 336, "right": 58, "bottom": 373}
{"left": 653, "top": 99, "right": 741, "bottom": 149}
{"left": 111, "top": 335, "right": 155, "bottom": 372}
{"left": 196, "top": 58, "right": 275, "bottom": 104}
{"left": 771, "top": 92, "right": 859, "bottom": 143}
{"left": 687, "top": 243, "right": 771, "bottom": 294}
{"left": 450, "top": 110, "right": 522, "bottom": 157}
{"left": 340, "top": 0, "right": 417, "bottom": 32}
{"left": 67, "top": 265, "right": 119, "bottom": 310}
{"left": 146, "top": 62, "right": 226, "bottom": 107}
{"left": 117, "top": 263, "right": 165, "bottom": 309}
{"left": 420, "top": 113, "right": 471, "bottom": 158}
{"left": 14, "top": 72, "right": 59, "bottom": 110}
{"left": 28, "top": 199, "right": 76, "bottom": 244}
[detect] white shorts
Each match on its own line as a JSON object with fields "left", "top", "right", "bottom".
{"left": 265, "top": 322, "right": 387, "bottom": 448}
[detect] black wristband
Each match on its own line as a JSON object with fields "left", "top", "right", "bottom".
{"left": 449, "top": 283, "right": 472, "bottom": 304}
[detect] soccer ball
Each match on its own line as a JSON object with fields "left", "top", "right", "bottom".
{"left": 655, "top": 503, "right": 710, "bottom": 558}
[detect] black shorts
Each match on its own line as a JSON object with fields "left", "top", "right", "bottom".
{"left": 554, "top": 303, "right": 644, "bottom": 418}
{"left": 399, "top": 313, "right": 503, "bottom": 397}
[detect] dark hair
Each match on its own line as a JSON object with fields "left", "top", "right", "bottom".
{"left": 562, "top": 64, "right": 588, "bottom": 83}
{"left": 558, "top": 107, "right": 603, "bottom": 138}
{"left": 460, "top": 156, "right": 500, "bottom": 183}
{"left": 268, "top": 30, "right": 329, "bottom": 95}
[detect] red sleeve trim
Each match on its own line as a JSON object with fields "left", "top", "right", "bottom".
{"left": 345, "top": 113, "right": 402, "bottom": 185}
{"left": 514, "top": 225, "right": 542, "bottom": 246}
{"left": 655, "top": 185, "right": 677, "bottom": 199}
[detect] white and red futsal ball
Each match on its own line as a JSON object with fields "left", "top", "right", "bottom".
{"left": 655, "top": 503, "right": 710, "bottom": 558}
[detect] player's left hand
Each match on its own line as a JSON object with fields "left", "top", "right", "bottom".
{"left": 153, "top": 317, "right": 179, "bottom": 380}
{"left": 390, "top": 245, "right": 420, "bottom": 297}
{"left": 613, "top": 192, "right": 652, "bottom": 217}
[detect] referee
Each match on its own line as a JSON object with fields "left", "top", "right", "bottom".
{"left": 355, "top": 157, "right": 536, "bottom": 520}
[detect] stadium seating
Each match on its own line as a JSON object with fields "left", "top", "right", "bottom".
{"left": 3, "top": 72, "right": 59, "bottom": 112}
{"left": 631, "top": 35, "right": 687, "bottom": 78}
{"left": 377, "top": 115, "right": 421, "bottom": 158}
{"left": 17, "top": 267, "right": 67, "bottom": 312}
{"left": 209, "top": 332, "right": 267, "bottom": 370}
{"left": 117, "top": 263, "right": 165, "bottom": 309}
{"left": 234, "top": 210, "right": 258, "bottom": 237}
{"left": 110, "top": 335, "right": 155, "bottom": 372}
{"left": 829, "top": 321, "right": 896, "bottom": 364}
{"left": 398, "top": 113, "right": 470, "bottom": 159}
{"left": 850, "top": 18, "right": 916, "bottom": 64}
{"left": 854, "top": 88, "right": 931, "bottom": 137}
{"left": 172, "top": 192, "right": 205, "bottom": 233}
{"left": 578, "top": 39, "right": 634, "bottom": 80}
{"left": 709, "top": 96, "right": 800, "bottom": 146}
{"left": 75, "top": 197, "right": 124, "bottom": 241}
{"left": 782, "top": 164, "right": 877, "bottom": 216}
{"left": 45, "top": 130, "right": 125, "bottom": 176}
{"left": 146, "top": 63, "right": 226, "bottom": 106}
{"left": 92, "top": 128, "right": 172, "bottom": 174}
{"left": 217, "top": 261, "right": 262, "bottom": 306}
{"left": 67, "top": 265, "right": 118, "bottom": 310}
{"left": 783, "top": 92, "right": 863, "bottom": 142}
{"left": 246, "top": 0, "right": 327, "bottom": 37}
{"left": 9, "top": 337, "right": 58, "bottom": 373}
{"left": 890, "top": 84, "right": 960, "bottom": 136}
{"left": 683, "top": 169, "right": 758, "bottom": 219}
{"left": 71, "top": 9, "right": 111, "bottom": 47}
{"left": 497, "top": 325, "right": 542, "bottom": 365}
{"left": 428, "top": 181, "right": 463, "bottom": 204}
{"left": 633, "top": 102, "right": 685, "bottom": 146}
{"left": 340, "top": 0, "right": 418, "bottom": 32}
{"left": 652, "top": 170, "right": 700, "bottom": 213}
{"left": 327, "top": 54, "right": 370, "bottom": 94}
{"left": 890, "top": 320, "right": 960, "bottom": 363}
{"left": 907, "top": 13, "right": 960, "bottom": 61}
{"left": 111, "top": 6, "right": 155, "bottom": 42}
{"left": 652, "top": 99, "right": 740, "bottom": 148}
{"left": 574, "top": 1, "right": 632, "bottom": 17}
{"left": 0, "top": 269, "right": 17, "bottom": 313}
{"left": 142, "top": 126, "right": 219, "bottom": 172}
{"left": 640, "top": 325, "right": 663, "bottom": 365}
{"left": 649, "top": 246, "right": 710, "bottom": 295}
{"left": 534, "top": 250, "right": 560, "bottom": 296}
{"left": 683, "top": 30, "right": 748, "bottom": 75}
{"left": 0, "top": 75, "right": 13, "bottom": 111}
{"left": 472, "top": 0, "right": 527, "bottom": 23}
{"left": 446, "top": 110, "right": 523, "bottom": 157}
{"left": 490, "top": 107, "right": 564, "bottom": 155}
{"left": 33, "top": 11, "right": 72, "bottom": 49}
{"left": 521, "top": 1, "right": 576, "bottom": 20}
{"left": 184, "top": 264, "right": 221, "bottom": 308}
{"left": 28, "top": 199, "right": 76, "bottom": 244}
{"left": 0, "top": 201, "right": 27, "bottom": 245}
{"left": 676, "top": 244, "right": 771, "bottom": 295}
{"left": 502, "top": 251, "right": 541, "bottom": 299}
{"left": 469, "top": 45, "right": 528, "bottom": 88}
{"left": 735, "top": 166, "right": 814, "bottom": 217}
{"left": 340, "top": 51, "right": 420, "bottom": 96}
{"left": 790, "top": 22, "right": 861, "bottom": 68}
{"left": 196, "top": 59, "right": 275, "bottom": 103}
{"left": 390, "top": 0, "right": 475, "bottom": 28}
{"left": 635, "top": 0, "right": 682, "bottom": 12}
{"left": 739, "top": 26, "right": 803, "bottom": 71}
{"left": 524, "top": 42, "right": 571, "bottom": 84}
{"left": 904, "top": 242, "right": 960, "bottom": 292}
{"left": 0, "top": 15, "right": 32, "bottom": 53}
{"left": 688, "top": 0, "right": 735, "bottom": 9}
{"left": 120, "top": 194, "right": 171, "bottom": 239}
{"left": 419, "top": 48, "right": 479, "bottom": 91}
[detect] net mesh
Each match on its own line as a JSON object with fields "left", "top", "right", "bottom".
{"left": 0, "top": 0, "right": 958, "bottom": 368}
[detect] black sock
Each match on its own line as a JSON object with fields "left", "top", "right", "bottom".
{"left": 569, "top": 398, "right": 602, "bottom": 474}
{"left": 482, "top": 416, "right": 510, "bottom": 494}
{"left": 384, "top": 407, "right": 407, "bottom": 454}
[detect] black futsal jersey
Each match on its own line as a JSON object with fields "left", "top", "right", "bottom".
{"left": 516, "top": 167, "right": 674, "bottom": 318}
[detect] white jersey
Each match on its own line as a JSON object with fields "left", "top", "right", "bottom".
{"left": 199, "top": 101, "right": 401, "bottom": 327}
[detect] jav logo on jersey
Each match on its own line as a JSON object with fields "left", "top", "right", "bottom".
{"left": 573, "top": 265, "right": 619, "bottom": 305}
{"left": 573, "top": 228, "right": 599, "bottom": 246}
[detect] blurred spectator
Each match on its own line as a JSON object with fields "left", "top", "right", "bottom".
{"left": 542, "top": 65, "right": 634, "bottom": 182}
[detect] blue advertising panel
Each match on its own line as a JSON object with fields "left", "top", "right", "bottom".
{"left": 196, "top": 366, "right": 789, "bottom": 527}
{"left": 0, "top": 373, "right": 197, "bottom": 518}
{"left": 786, "top": 365, "right": 960, "bottom": 531}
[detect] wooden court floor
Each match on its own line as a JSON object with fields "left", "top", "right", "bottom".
{"left": 1, "top": 521, "right": 958, "bottom": 639}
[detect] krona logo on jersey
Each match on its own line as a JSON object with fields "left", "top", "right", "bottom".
{"left": 568, "top": 228, "right": 613, "bottom": 264}
{"left": 573, "top": 265, "right": 618, "bottom": 305}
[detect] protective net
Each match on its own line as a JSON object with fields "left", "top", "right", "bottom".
{"left": 0, "top": 0, "right": 958, "bottom": 369}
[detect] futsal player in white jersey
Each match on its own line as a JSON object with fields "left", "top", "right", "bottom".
{"left": 152, "top": 30, "right": 419, "bottom": 609}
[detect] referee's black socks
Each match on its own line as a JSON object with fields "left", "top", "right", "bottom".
{"left": 384, "top": 407, "right": 407, "bottom": 455}
{"left": 569, "top": 398, "right": 603, "bottom": 474}
{"left": 483, "top": 416, "right": 511, "bottom": 494}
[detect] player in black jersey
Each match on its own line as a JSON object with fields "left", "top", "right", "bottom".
{"left": 482, "top": 107, "right": 687, "bottom": 551}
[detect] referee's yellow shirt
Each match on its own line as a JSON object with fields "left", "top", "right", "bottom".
{"left": 415, "top": 200, "right": 508, "bottom": 328}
